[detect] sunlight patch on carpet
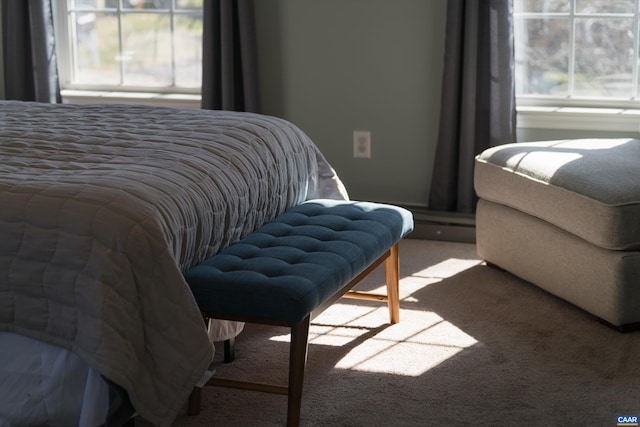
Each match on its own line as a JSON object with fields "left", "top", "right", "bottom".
{"left": 267, "top": 254, "right": 482, "bottom": 376}
{"left": 416, "top": 258, "right": 483, "bottom": 278}
{"left": 399, "top": 276, "right": 441, "bottom": 302}
{"left": 268, "top": 303, "right": 478, "bottom": 376}
{"left": 331, "top": 310, "right": 478, "bottom": 376}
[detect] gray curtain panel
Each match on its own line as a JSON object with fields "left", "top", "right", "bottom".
{"left": 428, "top": 0, "right": 516, "bottom": 214}
{"left": 202, "top": 0, "right": 260, "bottom": 112}
{"left": 1, "top": 0, "right": 60, "bottom": 103}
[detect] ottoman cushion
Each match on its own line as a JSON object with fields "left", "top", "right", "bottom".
{"left": 475, "top": 139, "right": 640, "bottom": 250}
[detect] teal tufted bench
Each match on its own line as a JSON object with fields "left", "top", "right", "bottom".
{"left": 184, "top": 199, "right": 414, "bottom": 427}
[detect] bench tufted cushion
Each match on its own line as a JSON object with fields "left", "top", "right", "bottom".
{"left": 183, "top": 199, "right": 414, "bottom": 323}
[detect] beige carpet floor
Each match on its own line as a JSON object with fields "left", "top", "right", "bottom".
{"left": 159, "top": 238, "right": 640, "bottom": 427}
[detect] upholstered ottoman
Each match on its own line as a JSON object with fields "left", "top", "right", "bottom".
{"left": 474, "top": 139, "right": 640, "bottom": 330}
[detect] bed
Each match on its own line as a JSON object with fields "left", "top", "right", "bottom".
{"left": 0, "top": 100, "right": 348, "bottom": 426}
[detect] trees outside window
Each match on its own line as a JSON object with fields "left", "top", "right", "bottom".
{"left": 515, "top": 0, "right": 640, "bottom": 105}
{"left": 54, "top": 0, "right": 203, "bottom": 93}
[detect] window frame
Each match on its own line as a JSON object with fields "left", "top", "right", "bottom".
{"left": 53, "top": 0, "right": 203, "bottom": 107}
{"left": 514, "top": 0, "right": 640, "bottom": 131}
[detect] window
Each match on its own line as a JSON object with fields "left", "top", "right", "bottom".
{"left": 54, "top": 0, "right": 203, "bottom": 95}
{"left": 514, "top": 0, "right": 640, "bottom": 131}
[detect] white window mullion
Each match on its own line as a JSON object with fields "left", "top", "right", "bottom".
{"left": 117, "top": 0, "right": 125, "bottom": 86}
{"left": 170, "top": 1, "right": 176, "bottom": 88}
{"left": 52, "top": 2, "right": 73, "bottom": 88}
{"left": 634, "top": 0, "right": 640, "bottom": 99}
{"left": 567, "top": 0, "right": 576, "bottom": 97}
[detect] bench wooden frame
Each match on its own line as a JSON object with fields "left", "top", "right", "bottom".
{"left": 187, "top": 243, "right": 400, "bottom": 427}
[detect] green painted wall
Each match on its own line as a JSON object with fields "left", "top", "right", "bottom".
{"left": 254, "top": 0, "right": 446, "bottom": 206}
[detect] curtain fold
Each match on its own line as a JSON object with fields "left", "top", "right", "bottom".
{"left": 202, "top": 0, "right": 260, "bottom": 112}
{"left": 428, "top": 0, "right": 516, "bottom": 214}
{"left": 1, "top": 0, "right": 60, "bottom": 103}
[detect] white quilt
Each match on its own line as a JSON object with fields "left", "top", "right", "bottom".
{"left": 0, "top": 101, "right": 348, "bottom": 426}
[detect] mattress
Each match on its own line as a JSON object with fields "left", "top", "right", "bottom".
{"left": 0, "top": 101, "right": 348, "bottom": 426}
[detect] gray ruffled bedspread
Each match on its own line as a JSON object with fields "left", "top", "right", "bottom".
{"left": 0, "top": 101, "right": 348, "bottom": 426}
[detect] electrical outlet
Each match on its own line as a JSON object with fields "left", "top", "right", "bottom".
{"left": 353, "top": 130, "right": 371, "bottom": 158}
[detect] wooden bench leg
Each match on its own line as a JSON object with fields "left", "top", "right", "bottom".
{"left": 224, "top": 337, "right": 235, "bottom": 363}
{"left": 186, "top": 242, "right": 402, "bottom": 424}
{"left": 187, "top": 387, "right": 202, "bottom": 416}
{"left": 188, "top": 337, "right": 234, "bottom": 417}
{"left": 384, "top": 243, "right": 400, "bottom": 324}
{"left": 287, "top": 316, "right": 310, "bottom": 427}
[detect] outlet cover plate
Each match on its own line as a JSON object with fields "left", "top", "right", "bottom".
{"left": 353, "top": 130, "right": 371, "bottom": 158}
